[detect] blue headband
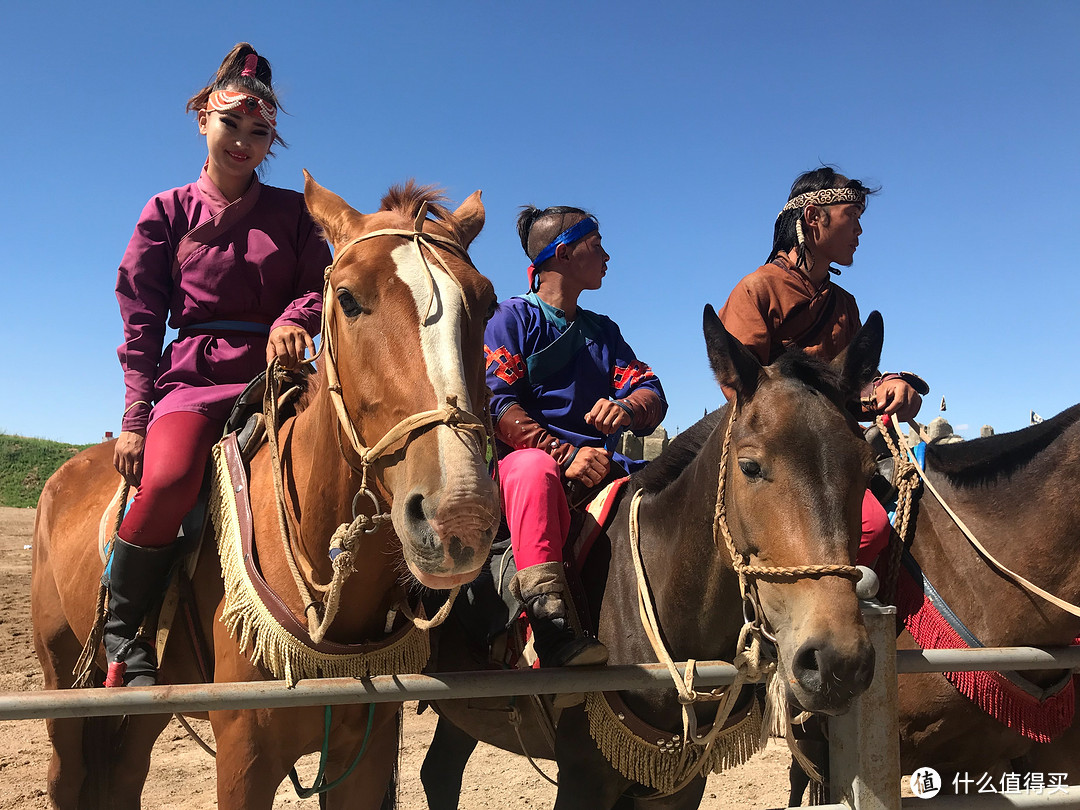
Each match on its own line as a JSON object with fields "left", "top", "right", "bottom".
{"left": 531, "top": 216, "right": 598, "bottom": 268}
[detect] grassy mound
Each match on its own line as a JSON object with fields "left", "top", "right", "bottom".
{"left": 0, "top": 434, "right": 94, "bottom": 508}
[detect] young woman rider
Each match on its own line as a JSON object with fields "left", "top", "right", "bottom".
{"left": 108, "top": 43, "right": 330, "bottom": 686}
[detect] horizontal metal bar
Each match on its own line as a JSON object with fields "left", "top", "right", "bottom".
{"left": 896, "top": 646, "right": 1080, "bottom": 674}
{"left": 4, "top": 646, "right": 1075, "bottom": 722}
{"left": 901, "top": 789, "right": 1080, "bottom": 808}
{"left": 0, "top": 661, "right": 740, "bottom": 721}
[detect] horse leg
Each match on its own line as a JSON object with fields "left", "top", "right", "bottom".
{"left": 211, "top": 707, "right": 301, "bottom": 810}
{"left": 32, "top": 551, "right": 98, "bottom": 810}
{"left": 108, "top": 713, "right": 173, "bottom": 808}
{"left": 321, "top": 704, "right": 400, "bottom": 810}
{"left": 787, "top": 715, "right": 829, "bottom": 806}
{"left": 552, "top": 706, "right": 628, "bottom": 810}
{"left": 420, "top": 714, "right": 479, "bottom": 810}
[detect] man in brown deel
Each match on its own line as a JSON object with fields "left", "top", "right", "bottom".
{"left": 718, "top": 165, "right": 928, "bottom": 565}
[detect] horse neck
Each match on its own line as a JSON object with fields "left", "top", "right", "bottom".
{"left": 626, "top": 416, "right": 743, "bottom": 659}
{"left": 914, "top": 432, "right": 1080, "bottom": 647}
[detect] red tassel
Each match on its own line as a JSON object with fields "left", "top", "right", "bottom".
{"left": 104, "top": 661, "right": 127, "bottom": 688}
{"left": 896, "top": 571, "right": 1076, "bottom": 742}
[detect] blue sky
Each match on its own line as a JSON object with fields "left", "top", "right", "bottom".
{"left": 2, "top": 2, "right": 1077, "bottom": 444}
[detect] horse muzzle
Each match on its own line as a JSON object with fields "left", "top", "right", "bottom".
{"left": 783, "top": 632, "right": 876, "bottom": 715}
{"left": 394, "top": 484, "right": 499, "bottom": 587}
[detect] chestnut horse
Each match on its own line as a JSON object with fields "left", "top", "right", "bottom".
{"left": 890, "top": 405, "right": 1080, "bottom": 777}
{"left": 31, "top": 175, "right": 500, "bottom": 809}
{"left": 420, "top": 306, "right": 884, "bottom": 810}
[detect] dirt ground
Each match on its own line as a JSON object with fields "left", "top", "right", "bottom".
{"left": 0, "top": 506, "right": 793, "bottom": 809}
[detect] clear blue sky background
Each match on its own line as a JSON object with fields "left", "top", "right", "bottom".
{"left": 2, "top": 2, "right": 1077, "bottom": 444}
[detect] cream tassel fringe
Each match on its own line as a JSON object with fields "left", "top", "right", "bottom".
{"left": 210, "top": 443, "right": 430, "bottom": 687}
{"left": 584, "top": 692, "right": 763, "bottom": 794}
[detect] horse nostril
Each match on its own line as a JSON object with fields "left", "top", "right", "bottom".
{"left": 792, "top": 641, "right": 823, "bottom": 692}
{"left": 406, "top": 492, "right": 427, "bottom": 526}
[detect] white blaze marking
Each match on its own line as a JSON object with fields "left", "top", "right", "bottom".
{"left": 391, "top": 243, "right": 475, "bottom": 486}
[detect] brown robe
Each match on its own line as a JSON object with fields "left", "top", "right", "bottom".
{"left": 718, "top": 254, "right": 861, "bottom": 366}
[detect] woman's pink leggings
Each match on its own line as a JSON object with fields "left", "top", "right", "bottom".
{"left": 118, "top": 412, "right": 225, "bottom": 548}
{"left": 500, "top": 447, "right": 892, "bottom": 569}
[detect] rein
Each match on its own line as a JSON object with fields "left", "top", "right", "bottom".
{"left": 263, "top": 203, "right": 490, "bottom": 642}
{"left": 878, "top": 416, "right": 1080, "bottom": 619}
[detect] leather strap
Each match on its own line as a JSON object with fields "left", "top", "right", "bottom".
{"left": 221, "top": 434, "right": 416, "bottom": 655}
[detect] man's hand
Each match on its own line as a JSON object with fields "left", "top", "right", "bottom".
{"left": 267, "top": 325, "right": 315, "bottom": 369}
{"left": 584, "top": 398, "right": 632, "bottom": 436}
{"left": 113, "top": 430, "right": 146, "bottom": 487}
{"left": 565, "top": 446, "right": 612, "bottom": 488}
{"left": 874, "top": 379, "right": 923, "bottom": 422}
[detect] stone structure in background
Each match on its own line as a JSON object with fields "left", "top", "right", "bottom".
{"left": 618, "top": 431, "right": 643, "bottom": 462}
{"left": 617, "top": 426, "right": 669, "bottom": 462}
{"left": 980, "top": 425, "right": 995, "bottom": 438}
{"left": 642, "top": 426, "right": 669, "bottom": 461}
{"left": 905, "top": 416, "right": 965, "bottom": 447}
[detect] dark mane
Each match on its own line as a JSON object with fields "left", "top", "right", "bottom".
{"left": 634, "top": 408, "right": 725, "bottom": 493}
{"left": 771, "top": 349, "right": 847, "bottom": 406}
{"left": 294, "top": 368, "right": 322, "bottom": 413}
{"left": 380, "top": 180, "right": 454, "bottom": 228}
{"left": 927, "top": 402, "right": 1080, "bottom": 484}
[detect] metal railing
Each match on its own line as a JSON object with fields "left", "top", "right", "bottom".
{"left": 3, "top": 605, "right": 1077, "bottom": 809}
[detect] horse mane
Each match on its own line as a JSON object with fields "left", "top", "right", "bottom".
{"left": 770, "top": 349, "right": 847, "bottom": 407}
{"left": 633, "top": 349, "right": 847, "bottom": 495}
{"left": 926, "top": 402, "right": 1080, "bottom": 484}
{"left": 380, "top": 180, "right": 455, "bottom": 233}
{"left": 294, "top": 369, "right": 322, "bottom": 413}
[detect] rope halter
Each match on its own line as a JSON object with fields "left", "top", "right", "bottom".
{"left": 713, "top": 402, "right": 861, "bottom": 638}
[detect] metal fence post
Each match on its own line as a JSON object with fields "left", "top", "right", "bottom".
{"left": 829, "top": 601, "right": 901, "bottom": 810}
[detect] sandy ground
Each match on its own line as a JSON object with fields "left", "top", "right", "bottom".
{"left": 0, "top": 506, "right": 794, "bottom": 809}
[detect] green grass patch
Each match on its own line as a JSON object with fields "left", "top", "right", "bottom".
{"left": 0, "top": 434, "right": 95, "bottom": 508}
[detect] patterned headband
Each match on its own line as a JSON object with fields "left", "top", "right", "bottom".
{"left": 206, "top": 89, "right": 277, "bottom": 128}
{"left": 777, "top": 187, "right": 864, "bottom": 219}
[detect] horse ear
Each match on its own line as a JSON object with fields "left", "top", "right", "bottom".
{"left": 451, "top": 190, "right": 485, "bottom": 248}
{"left": 303, "top": 170, "right": 366, "bottom": 249}
{"left": 703, "top": 304, "right": 762, "bottom": 398}
{"left": 834, "top": 310, "right": 884, "bottom": 395}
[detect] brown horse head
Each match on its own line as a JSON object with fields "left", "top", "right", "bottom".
{"left": 704, "top": 305, "right": 882, "bottom": 714}
{"left": 303, "top": 173, "right": 499, "bottom": 589}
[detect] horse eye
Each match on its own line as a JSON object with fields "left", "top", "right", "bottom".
{"left": 336, "top": 289, "right": 364, "bottom": 318}
{"left": 738, "top": 459, "right": 762, "bottom": 479}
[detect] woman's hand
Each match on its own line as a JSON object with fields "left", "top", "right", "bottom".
{"left": 113, "top": 430, "right": 146, "bottom": 487}
{"left": 267, "top": 325, "right": 315, "bottom": 369}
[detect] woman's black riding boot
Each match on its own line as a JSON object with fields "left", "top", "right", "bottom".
{"left": 511, "top": 561, "right": 608, "bottom": 667}
{"left": 103, "top": 537, "right": 177, "bottom": 687}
